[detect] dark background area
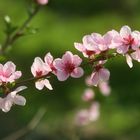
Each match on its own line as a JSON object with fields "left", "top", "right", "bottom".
{"left": 0, "top": 0, "right": 140, "bottom": 139}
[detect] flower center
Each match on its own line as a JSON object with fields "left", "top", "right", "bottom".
{"left": 36, "top": 71, "right": 43, "bottom": 77}
{"left": 85, "top": 50, "right": 95, "bottom": 56}
{"left": 65, "top": 63, "right": 75, "bottom": 73}
{"left": 123, "top": 35, "right": 134, "bottom": 46}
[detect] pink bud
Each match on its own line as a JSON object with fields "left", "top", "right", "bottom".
{"left": 36, "top": 0, "right": 49, "bottom": 5}
{"left": 82, "top": 88, "right": 94, "bottom": 102}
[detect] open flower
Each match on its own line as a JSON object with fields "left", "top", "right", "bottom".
{"left": 54, "top": 51, "right": 84, "bottom": 81}
{"left": 91, "top": 67, "right": 110, "bottom": 86}
{"left": 0, "top": 86, "right": 27, "bottom": 112}
{"left": 90, "top": 31, "right": 114, "bottom": 51}
{"left": 74, "top": 35, "right": 100, "bottom": 58}
{"left": 0, "top": 61, "right": 22, "bottom": 84}
{"left": 31, "top": 57, "right": 52, "bottom": 90}
{"left": 113, "top": 25, "right": 140, "bottom": 54}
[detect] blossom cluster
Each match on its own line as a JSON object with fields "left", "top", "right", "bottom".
{"left": 75, "top": 25, "right": 140, "bottom": 88}
{"left": 0, "top": 25, "right": 140, "bottom": 114}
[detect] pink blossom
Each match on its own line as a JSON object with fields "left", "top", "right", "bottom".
{"left": 88, "top": 102, "right": 100, "bottom": 121}
{"left": 82, "top": 88, "right": 94, "bottom": 101}
{"left": 91, "top": 67, "right": 110, "bottom": 86}
{"left": 0, "top": 86, "right": 27, "bottom": 112}
{"left": 75, "top": 102, "right": 100, "bottom": 126}
{"left": 31, "top": 57, "right": 52, "bottom": 90}
{"left": 74, "top": 42, "right": 96, "bottom": 58}
{"left": 90, "top": 32, "right": 113, "bottom": 51}
{"left": 113, "top": 25, "right": 140, "bottom": 54}
{"left": 36, "top": 0, "right": 48, "bottom": 5}
{"left": 75, "top": 109, "right": 90, "bottom": 126}
{"left": 0, "top": 61, "right": 22, "bottom": 84}
{"left": 54, "top": 51, "right": 84, "bottom": 81}
{"left": 99, "top": 81, "right": 111, "bottom": 96}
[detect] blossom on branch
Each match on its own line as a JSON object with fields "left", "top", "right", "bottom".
{"left": 0, "top": 61, "right": 22, "bottom": 84}
{"left": 0, "top": 86, "right": 27, "bottom": 112}
{"left": 31, "top": 57, "right": 52, "bottom": 90}
{"left": 54, "top": 51, "right": 84, "bottom": 81}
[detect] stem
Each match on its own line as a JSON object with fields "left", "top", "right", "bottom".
{"left": 1, "top": 5, "right": 41, "bottom": 54}
{"left": 16, "top": 74, "right": 49, "bottom": 86}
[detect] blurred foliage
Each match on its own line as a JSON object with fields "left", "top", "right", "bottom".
{"left": 0, "top": 0, "right": 140, "bottom": 140}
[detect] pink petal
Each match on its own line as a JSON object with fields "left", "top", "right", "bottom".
{"left": 131, "top": 49, "right": 140, "bottom": 62}
{"left": 15, "top": 86, "right": 27, "bottom": 93}
{"left": 91, "top": 72, "right": 99, "bottom": 86}
{"left": 73, "top": 55, "right": 82, "bottom": 67}
{"left": 53, "top": 58, "right": 64, "bottom": 70}
{"left": 99, "top": 68, "right": 110, "bottom": 82}
{"left": 116, "top": 45, "right": 129, "bottom": 54}
{"left": 35, "top": 81, "right": 44, "bottom": 90}
{"left": 71, "top": 67, "right": 84, "bottom": 78}
{"left": 99, "top": 82, "right": 111, "bottom": 96}
{"left": 120, "top": 25, "right": 131, "bottom": 38}
{"left": 91, "top": 33, "right": 103, "bottom": 44}
{"left": 56, "top": 70, "right": 69, "bottom": 81}
{"left": 89, "top": 102, "right": 100, "bottom": 121}
{"left": 126, "top": 54, "right": 133, "bottom": 68}
{"left": 3, "top": 61, "right": 16, "bottom": 77}
{"left": 44, "top": 52, "right": 53, "bottom": 65}
{"left": 62, "top": 51, "right": 73, "bottom": 64}
{"left": 43, "top": 79, "right": 53, "bottom": 90}
{"left": 74, "top": 42, "right": 85, "bottom": 52}
{"left": 14, "top": 95, "right": 26, "bottom": 106}
{"left": 9, "top": 71, "right": 22, "bottom": 82}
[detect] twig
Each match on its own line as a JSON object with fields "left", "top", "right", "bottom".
{"left": 1, "top": 5, "right": 41, "bottom": 54}
{"left": 2, "top": 107, "right": 46, "bottom": 140}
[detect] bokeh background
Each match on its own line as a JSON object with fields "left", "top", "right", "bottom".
{"left": 0, "top": 0, "right": 140, "bottom": 140}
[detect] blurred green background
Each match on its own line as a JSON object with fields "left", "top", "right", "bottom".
{"left": 0, "top": 0, "right": 140, "bottom": 140}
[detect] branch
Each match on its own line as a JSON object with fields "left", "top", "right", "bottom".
{"left": 1, "top": 5, "right": 41, "bottom": 54}
{"left": 2, "top": 107, "right": 46, "bottom": 140}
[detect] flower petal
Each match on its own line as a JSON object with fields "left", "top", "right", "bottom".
{"left": 126, "top": 54, "right": 133, "bottom": 68}
{"left": 56, "top": 70, "right": 69, "bottom": 81}
{"left": 120, "top": 25, "right": 131, "bottom": 38}
{"left": 14, "top": 95, "right": 26, "bottom": 106}
{"left": 71, "top": 67, "right": 84, "bottom": 78}
{"left": 62, "top": 51, "right": 73, "bottom": 64}
{"left": 35, "top": 81, "right": 44, "bottom": 90}
{"left": 99, "top": 68, "right": 110, "bottom": 81}
{"left": 91, "top": 72, "right": 99, "bottom": 86}
{"left": 43, "top": 79, "right": 53, "bottom": 90}
{"left": 3, "top": 61, "right": 16, "bottom": 77}
{"left": 53, "top": 58, "right": 64, "bottom": 70}
{"left": 73, "top": 55, "right": 82, "bottom": 67}
{"left": 44, "top": 52, "right": 53, "bottom": 65}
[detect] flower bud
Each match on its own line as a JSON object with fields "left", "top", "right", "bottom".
{"left": 36, "top": 0, "right": 49, "bottom": 5}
